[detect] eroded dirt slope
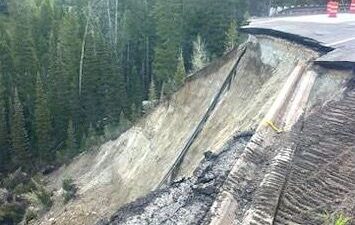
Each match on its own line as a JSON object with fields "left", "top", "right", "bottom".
{"left": 37, "top": 35, "right": 353, "bottom": 225}
{"left": 94, "top": 39, "right": 354, "bottom": 225}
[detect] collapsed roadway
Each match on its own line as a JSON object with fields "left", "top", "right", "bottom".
{"left": 242, "top": 13, "right": 355, "bottom": 69}
{"left": 97, "top": 13, "right": 355, "bottom": 225}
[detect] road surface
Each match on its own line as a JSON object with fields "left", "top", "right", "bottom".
{"left": 242, "top": 13, "right": 355, "bottom": 68}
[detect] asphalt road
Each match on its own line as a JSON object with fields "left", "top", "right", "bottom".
{"left": 242, "top": 14, "right": 355, "bottom": 68}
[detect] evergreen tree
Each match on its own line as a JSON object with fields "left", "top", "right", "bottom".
{"left": 0, "top": 24, "right": 13, "bottom": 76}
{"left": 225, "top": 20, "right": 239, "bottom": 52}
{"left": 160, "top": 81, "right": 166, "bottom": 102}
{"left": 0, "top": 101, "right": 8, "bottom": 172}
{"left": 0, "top": 26, "right": 12, "bottom": 172}
{"left": 114, "top": 54, "right": 128, "bottom": 119}
{"left": 119, "top": 110, "right": 131, "bottom": 131}
{"left": 130, "top": 103, "right": 140, "bottom": 122}
{"left": 10, "top": 90, "right": 32, "bottom": 170}
{"left": 97, "top": 39, "right": 119, "bottom": 123}
{"left": 65, "top": 120, "right": 77, "bottom": 159}
{"left": 0, "top": 74, "right": 10, "bottom": 172}
{"left": 153, "top": 0, "right": 183, "bottom": 86}
{"left": 34, "top": 74, "right": 52, "bottom": 164}
{"left": 128, "top": 66, "right": 143, "bottom": 110}
{"left": 82, "top": 28, "right": 102, "bottom": 128}
{"left": 243, "top": 11, "right": 250, "bottom": 25}
{"left": 49, "top": 13, "right": 80, "bottom": 143}
{"left": 35, "top": 0, "right": 54, "bottom": 71}
{"left": 192, "top": 35, "right": 209, "bottom": 72}
{"left": 174, "top": 50, "right": 186, "bottom": 88}
{"left": 148, "top": 78, "right": 157, "bottom": 101}
{"left": 10, "top": 0, "right": 39, "bottom": 104}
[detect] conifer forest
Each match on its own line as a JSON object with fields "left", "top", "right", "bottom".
{"left": 0, "top": 0, "right": 249, "bottom": 174}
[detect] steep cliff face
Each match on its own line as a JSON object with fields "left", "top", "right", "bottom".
{"left": 37, "top": 35, "right": 353, "bottom": 225}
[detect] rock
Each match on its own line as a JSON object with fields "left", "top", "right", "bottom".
{"left": 195, "top": 183, "right": 216, "bottom": 196}
{"left": 42, "top": 165, "right": 57, "bottom": 175}
{"left": 203, "top": 151, "right": 213, "bottom": 159}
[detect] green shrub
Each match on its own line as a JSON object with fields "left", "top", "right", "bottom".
{"left": 0, "top": 202, "right": 26, "bottom": 224}
{"left": 62, "top": 178, "right": 77, "bottom": 203}
{"left": 33, "top": 188, "right": 52, "bottom": 210}
{"left": 30, "top": 179, "right": 53, "bottom": 210}
{"left": 324, "top": 211, "right": 352, "bottom": 225}
{"left": 1, "top": 169, "right": 30, "bottom": 191}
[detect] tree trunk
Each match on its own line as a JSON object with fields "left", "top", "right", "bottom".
{"left": 106, "top": 0, "right": 113, "bottom": 45}
{"left": 115, "top": 0, "right": 118, "bottom": 46}
{"left": 79, "top": 5, "right": 91, "bottom": 96}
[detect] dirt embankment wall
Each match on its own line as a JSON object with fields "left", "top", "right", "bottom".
{"left": 37, "top": 35, "right": 349, "bottom": 225}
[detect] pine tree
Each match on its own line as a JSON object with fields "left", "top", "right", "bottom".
{"left": 0, "top": 25, "right": 12, "bottom": 172}
{"left": 35, "top": 0, "right": 54, "bottom": 70}
{"left": 11, "top": 0, "right": 39, "bottom": 104}
{"left": 130, "top": 103, "right": 140, "bottom": 122}
{"left": 243, "top": 11, "right": 250, "bottom": 25}
{"left": 115, "top": 53, "right": 128, "bottom": 119}
{"left": 49, "top": 13, "right": 80, "bottom": 143}
{"left": 0, "top": 102, "right": 8, "bottom": 172}
{"left": 0, "top": 74, "right": 10, "bottom": 172}
{"left": 82, "top": 28, "right": 102, "bottom": 128}
{"left": 174, "top": 50, "right": 186, "bottom": 88}
{"left": 148, "top": 78, "right": 157, "bottom": 101}
{"left": 0, "top": 24, "right": 13, "bottom": 76}
{"left": 48, "top": 43, "right": 69, "bottom": 143}
{"left": 97, "top": 39, "right": 120, "bottom": 123}
{"left": 10, "top": 90, "right": 32, "bottom": 170}
{"left": 119, "top": 111, "right": 131, "bottom": 132}
{"left": 128, "top": 66, "right": 143, "bottom": 110}
{"left": 192, "top": 35, "right": 209, "bottom": 72}
{"left": 153, "top": 0, "right": 183, "bottom": 85}
{"left": 184, "top": 0, "right": 247, "bottom": 58}
{"left": 160, "top": 81, "right": 166, "bottom": 102}
{"left": 34, "top": 74, "right": 52, "bottom": 164}
{"left": 225, "top": 20, "right": 239, "bottom": 52}
{"left": 65, "top": 120, "right": 77, "bottom": 158}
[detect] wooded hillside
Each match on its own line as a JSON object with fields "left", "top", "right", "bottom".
{"left": 0, "top": 0, "right": 247, "bottom": 174}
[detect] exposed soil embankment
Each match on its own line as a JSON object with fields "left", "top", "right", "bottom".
{"left": 96, "top": 133, "right": 252, "bottom": 225}
{"left": 97, "top": 37, "right": 353, "bottom": 225}
{"left": 177, "top": 36, "right": 317, "bottom": 178}
{"left": 36, "top": 35, "right": 354, "bottom": 225}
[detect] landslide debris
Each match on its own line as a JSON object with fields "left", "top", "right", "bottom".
{"left": 97, "top": 132, "right": 253, "bottom": 225}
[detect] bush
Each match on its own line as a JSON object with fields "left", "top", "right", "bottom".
{"left": 30, "top": 179, "right": 53, "bottom": 210}
{"left": 62, "top": 178, "right": 77, "bottom": 203}
{"left": 1, "top": 169, "right": 30, "bottom": 191}
{"left": 33, "top": 188, "right": 52, "bottom": 210}
{"left": 0, "top": 202, "right": 26, "bottom": 225}
{"left": 324, "top": 211, "right": 352, "bottom": 225}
